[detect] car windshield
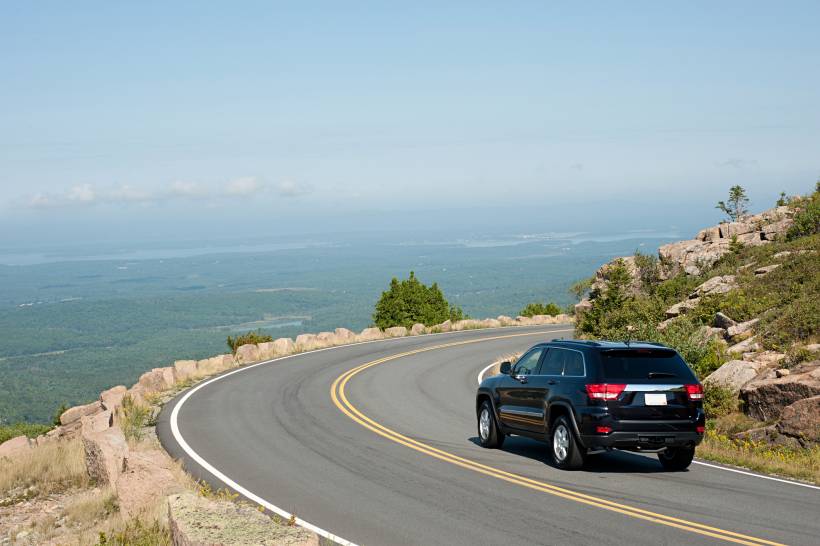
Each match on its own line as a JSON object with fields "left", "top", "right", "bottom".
{"left": 599, "top": 349, "right": 696, "bottom": 381}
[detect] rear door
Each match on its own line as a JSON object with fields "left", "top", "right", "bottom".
{"left": 597, "top": 348, "right": 699, "bottom": 423}
{"left": 496, "top": 347, "right": 545, "bottom": 431}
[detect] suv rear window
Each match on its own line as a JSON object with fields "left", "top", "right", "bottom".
{"left": 599, "top": 349, "right": 696, "bottom": 381}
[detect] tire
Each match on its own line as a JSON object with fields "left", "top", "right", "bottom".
{"left": 477, "top": 401, "right": 504, "bottom": 448}
{"left": 658, "top": 446, "right": 695, "bottom": 471}
{"left": 550, "top": 416, "right": 586, "bottom": 470}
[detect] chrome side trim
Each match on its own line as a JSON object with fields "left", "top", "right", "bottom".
{"left": 624, "top": 384, "right": 684, "bottom": 392}
{"left": 501, "top": 407, "right": 545, "bottom": 417}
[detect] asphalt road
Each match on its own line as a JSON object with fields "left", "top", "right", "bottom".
{"left": 158, "top": 325, "right": 820, "bottom": 546}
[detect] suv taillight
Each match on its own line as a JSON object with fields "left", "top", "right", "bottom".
{"left": 685, "top": 384, "right": 703, "bottom": 401}
{"left": 586, "top": 384, "right": 626, "bottom": 401}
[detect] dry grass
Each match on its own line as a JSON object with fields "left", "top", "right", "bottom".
{"left": 65, "top": 487, "right": 119, "bottom": 526}
{"left": 697, "top": 416, "right": 820, "bottom": 485}
{"left": 0, "top": 438, "right": 89, "bottom": 497}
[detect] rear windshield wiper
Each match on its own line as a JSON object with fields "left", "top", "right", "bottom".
{"left": 647, "top": 372, "right": 677, "bottom": 379}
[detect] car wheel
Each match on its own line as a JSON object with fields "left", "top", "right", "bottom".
{"left": 658, "top": 446, "right": 695, "bottom": 471}
{"left": 551, "top": 416, "right": 585, "bottom": 470}
{"left": 477, "top": 401, "right": 504, "bottom": 448}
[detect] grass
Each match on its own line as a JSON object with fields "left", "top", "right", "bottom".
{"left": 0, "top": 438, "right": 89, "bottom": 498}
{"left": 0, "top": 422, "right": 52, "bottom": 444}
{"left": 65, "top": 488, "right": 119, "bottom": 525}
{"left": 698, "top": 423, "right": 820, "bottom": 485}
{"left": 93, "top": 519, "right": 171, "bottom": 546}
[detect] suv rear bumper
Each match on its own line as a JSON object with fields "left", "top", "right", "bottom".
{"left": 580, "top": 431, "right": 703, "bottom": 450}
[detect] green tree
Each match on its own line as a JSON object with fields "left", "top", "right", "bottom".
{"left": 519, "top": 302, "right": 562, "bottom": 317}
{"left": 716, "top": 185, "right": 750, "bottom": 222}
{"left": 776, "top": 191, "right": 787, "bottom": 207}
{"left": 373, "top": 272, "right": 461, "bottom": 328}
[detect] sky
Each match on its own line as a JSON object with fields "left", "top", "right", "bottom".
{"left": 1, "top": 1, "right": 818, "bottom": 246}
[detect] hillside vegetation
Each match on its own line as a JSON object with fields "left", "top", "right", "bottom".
{"left": 575, "top": 183, "right": 820, "bottom": 482}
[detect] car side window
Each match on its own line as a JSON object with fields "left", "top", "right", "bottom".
{"left": 512, "top": 348, "right": 543, "bottom": 376}
{"left": 540, "top": 348, "right": 565, "bottom": 375}
{"left": 563, "top": 350, "right": 585, "bottom": 376}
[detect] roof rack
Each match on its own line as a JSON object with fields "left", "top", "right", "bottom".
{"left": 550, "top": 339, "right": 601, "bottom": 347}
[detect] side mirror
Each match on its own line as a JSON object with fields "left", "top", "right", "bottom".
{"left": 499, "top": 361, "right": 512, "bottom": 375}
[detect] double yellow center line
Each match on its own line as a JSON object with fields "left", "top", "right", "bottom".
{"left": 330, "top": 332, "right": 784, "bottom": 546}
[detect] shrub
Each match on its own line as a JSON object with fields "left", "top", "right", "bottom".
{"left": 786, "top": 182, "right": 820, "bottom": 240}
{"left": 519, "top": 302, "right": 562, "bottom": 317}
{"left": 373, "top": 271, "right": 464, "bottom": 329}
{"left": 53, "top": 403, "right": 69, "bottom": 426}
{"left": 0, "top": 422, "right": 52, "bottom": 444}
{"left": 703, "top": 384, "right": 739, "bottom": 419}
{"left": 119, "top": 394, "right": 149, "bottom": 442}
{"left": 227, "top": 331, "right": 273, "bottom": 354}
{"left": 633, "top": 251, "right": 660, "bottom": 290}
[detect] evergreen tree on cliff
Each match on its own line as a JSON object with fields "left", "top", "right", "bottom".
{"left": 373, "top": 271, "right": 464, "bottom": 328}
{"left": 716, "top": 185, "right": 750, "bottom": 221}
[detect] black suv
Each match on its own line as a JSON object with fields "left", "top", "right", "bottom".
{"left": 475, "top": 340, "right": 705, "bottom": 470}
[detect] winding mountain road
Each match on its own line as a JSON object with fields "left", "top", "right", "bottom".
{"left": 158, "top": 325, "right": 820, "bottom": 546}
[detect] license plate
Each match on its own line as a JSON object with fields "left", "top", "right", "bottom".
{"left": 645, "top": 393, "right": 667, "bottom": 406}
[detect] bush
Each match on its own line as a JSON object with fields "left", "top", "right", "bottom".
{"left": 633, "top": 251, "right": 660, "bottom": 290}
{"left": 119, "top": 394, "right": 150, "bottom": 442}
{"left": 373, "top": 271, "right": 464, "bottom": 329}
{"left": 0, "top": 422, "right": 52, "bottom": 444}
{"left": 227, "top": 331, "right": 273, "bottom": 354}
{"left": 519, "top": 302, "right": 562, "bottom": 317}
{"left": 786, "top": 182, "right": 820, "bottom": 240}
{"left": 703, "top": 384, "right": 739, "bottom": 419}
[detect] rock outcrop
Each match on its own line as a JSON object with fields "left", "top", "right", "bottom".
{"left": 100, "top": 385, "right": 128, "bottom": 412}
{"left": 591, "top": 256, "right": 642, "bottom": 297}
{"left": 705, "top": 360, "right": 769, "bottom": 393}
{"left": 60, "top": 401, "right": 103, "bottom": 426}
{"left": 658, "top": 206, "right": 793, "bottom": 276}
{"left": 0, "top": 435, "right": 32, "bottom": 459}
{"left": 741, "top": 361, "right": 820, "bottom": 421}
{"left": 82, "top": 426, "right": 128, "bottom": 486}
{"left": 777, "top": 396, "right": 820, "bottom": 445}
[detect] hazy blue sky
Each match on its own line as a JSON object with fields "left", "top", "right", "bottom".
{"left": 1, "top": 1, "right": 818, "bottom": 245}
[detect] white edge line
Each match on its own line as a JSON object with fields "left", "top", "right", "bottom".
{"left": 471, "top": 335, "right": 820, "bottom": 491}
{"left": 691, "top": 460, "right": 820, "bottom": 490}
{"left": 169, "top": 324, "right": 570, "bottom": 546}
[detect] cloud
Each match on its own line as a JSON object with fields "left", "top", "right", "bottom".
{"left": 275, "top": 179, "right": 312, "bottom": 197}
{"left": 168, "top": 180, "right": 207, "bottom": 198}
{"left": 570, "top": 163, "right": 584, "bottom": 171}
{"left": 22, "top": 176, "right": 313, "bottom": 210}
{"left": 224, "top": 176, "right": 264, "bottom": 196}
{"left": 717, "top": 158, "right": 758, "bottom": 169}
{"left": 68, "top": 183, "right": 96, "bottom": 203}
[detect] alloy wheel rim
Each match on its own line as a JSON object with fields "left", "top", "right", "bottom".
{"left": 553, "top": 424, "right": 569, "bottom": 461}
{"left": 479, "top": 409, "right": 490, "bottom": 440}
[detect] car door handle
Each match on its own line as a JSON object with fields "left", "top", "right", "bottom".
{"left": 514, "top": 375, "right": 528, "bottom": 384}
{"left": 547, "top": 379, "right": 557, "bottom": 385}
